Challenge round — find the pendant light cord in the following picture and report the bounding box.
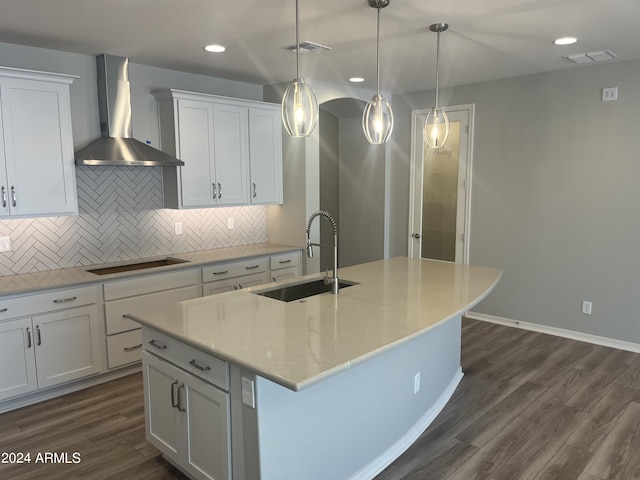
[295,0,300,79]
[376,6,381,96]
[435,29,440,109]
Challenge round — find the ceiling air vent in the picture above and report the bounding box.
[565,50,617,64]
[286,41,332,55]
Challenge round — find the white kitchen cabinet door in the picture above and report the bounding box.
[176,99,216,208]
[213,103,249,205]
[0,74,77,217]
[237,272,269,290]
[249,107,283,204]
[32,305,102,389]
[271,267,298,283]
[0,318,37,401]
[183,371,231,480]
[143,351,182,465]
[202,278,237,297]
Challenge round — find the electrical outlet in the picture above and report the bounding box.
[174,222,183,235]
[0,236,10,252]
[414,372,421,394]
[227,218,234,230]
[241,377,255,408]
[582,301,593,315]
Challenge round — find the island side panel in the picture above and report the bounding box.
[251,315,463,480]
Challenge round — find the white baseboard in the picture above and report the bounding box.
[466,311,640,354]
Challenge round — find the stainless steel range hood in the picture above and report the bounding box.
[75,55,184,167]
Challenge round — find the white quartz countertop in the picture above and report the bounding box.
[130,257,502,391]
[0,243,300,296]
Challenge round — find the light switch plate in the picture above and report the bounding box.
[241,377,256,408]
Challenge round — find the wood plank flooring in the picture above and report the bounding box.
[0,318,639,479]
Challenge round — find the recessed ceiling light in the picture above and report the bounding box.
[553,37,577,46]
[204,44,226,53]
[349,77,365,83]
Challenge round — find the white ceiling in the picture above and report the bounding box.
[1,0,639,94]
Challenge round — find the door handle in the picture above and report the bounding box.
[171,380,179,409]
[36,325,42,346]
[177,384,186,412]
[252,182,257,198]
[10,186,16,207]
[212,182,217,199]
[218,183,221,199]
[26,327,32,349]
[1,186,6,208]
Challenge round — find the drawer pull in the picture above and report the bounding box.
[245,265,260,270]
[171,380,179,409]
[279,259,292,264]
[189,359,211,372]
[123,344,142,352]
[0,308,7,313]
[212,270,229,275]
[149,339,167,350]
[53,296,77,304]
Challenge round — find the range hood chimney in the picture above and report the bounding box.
[75,55,184,167]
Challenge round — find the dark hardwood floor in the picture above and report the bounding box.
[1,318,639,479]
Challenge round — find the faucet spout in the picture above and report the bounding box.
[305,210,339,294]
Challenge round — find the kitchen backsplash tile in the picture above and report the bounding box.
[0,166,266,276]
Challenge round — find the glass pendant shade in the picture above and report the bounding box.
[282,78,318,137]
[424,106,450,148]
[363,94,393,144]
[362,0,393,144]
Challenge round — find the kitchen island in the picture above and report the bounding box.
[129,257,501,480]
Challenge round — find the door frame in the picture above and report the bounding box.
[408,103,475,264]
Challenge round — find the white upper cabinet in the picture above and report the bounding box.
[155,90,282,209]
[0,67,78,218]
[249,107,283,204]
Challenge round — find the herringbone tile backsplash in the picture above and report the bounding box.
[0,166,267,275]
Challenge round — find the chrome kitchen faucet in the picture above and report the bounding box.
[305,211,339,294]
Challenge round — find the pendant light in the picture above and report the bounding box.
[362,0,393,144]
[424,23,449,149]
[282,0,318,137]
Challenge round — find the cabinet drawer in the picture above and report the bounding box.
[107,330,143,368]
[0,285,97,321]
[270,252,300,270]
[105,285,200,335]
[202,258,268,283]
[142,328,229,391]
[104,269,198,301]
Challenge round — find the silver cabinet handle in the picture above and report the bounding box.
[26,327,32,349]
[252,182,257,198]
[148,339,167,350]
[10,186,16,207]
[189,359,211,372]
[36,325,41,346]
[272,277,277,282]
[411,233,421,239]
[279,259,292,264]
[218,183,222,199]
[177,384,186,412]
[53,296,77,304]
[238,283,243,289]
[245,265,260,270]
[0,308,7,313]
[212,270,228,275]
[212,182,217,199]
[123,344,142,352]
[1,186,5,208]
[233,285,238,290]
[171,380,179,409]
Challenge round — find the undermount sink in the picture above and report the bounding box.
[254,278,358,302]
[86,257,189,275]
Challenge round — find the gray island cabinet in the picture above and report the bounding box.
[131,257,502,480]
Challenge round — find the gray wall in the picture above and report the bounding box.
[391,59,640,344]
[0,42,267,274]
[319,109,339,272]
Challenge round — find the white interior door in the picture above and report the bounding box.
[408,104,474,263]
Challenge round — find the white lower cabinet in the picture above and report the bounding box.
[143,350,231,480]
[270,251,302,283]
[0,286,102,401]
[202,258,269,297]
